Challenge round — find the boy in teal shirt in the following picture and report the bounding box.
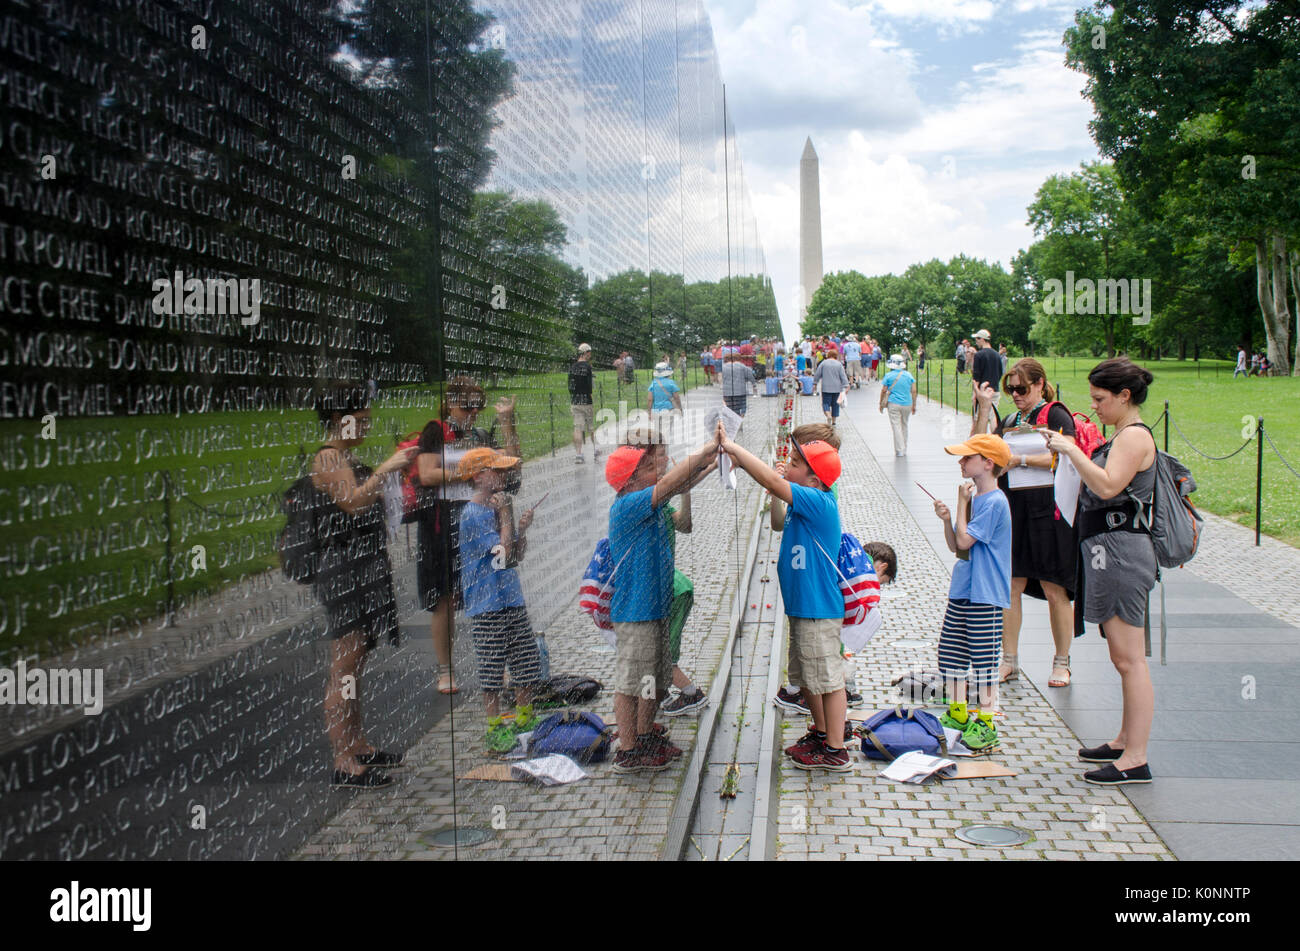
[718,421,850,772]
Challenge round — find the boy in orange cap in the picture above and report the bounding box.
[606,432,719,774]
[458,448,539,721]
[931,433,1012,750]
[718,421,851,772]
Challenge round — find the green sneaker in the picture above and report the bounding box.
[961,713,999,752]
[484,717,519,754]
[939,706,969,733]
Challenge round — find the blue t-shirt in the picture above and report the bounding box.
[459,502,526,616]
[881,369,916,405]
[648,378,680,411]
[949,489,1012,608]
[796,354,807,372]
[609,486,673,622]
[843,341,861,362]
[778,482,843,619]
[774,354,784,374]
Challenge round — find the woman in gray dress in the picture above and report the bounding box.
[1044,358,1157,786]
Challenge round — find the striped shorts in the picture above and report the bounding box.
[937,598,1003,690]
[470,606,542,692]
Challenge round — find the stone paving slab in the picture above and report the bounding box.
[294,385,778,860]
[774,390,1175,861]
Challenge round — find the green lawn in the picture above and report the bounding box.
[915,356,1300,547]
[1,366,712,657]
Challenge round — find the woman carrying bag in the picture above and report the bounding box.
[1043,358,1157,786]
[971,358,1078,688]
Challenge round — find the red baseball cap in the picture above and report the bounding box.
[605,445,647,491]
[793,440,841,488]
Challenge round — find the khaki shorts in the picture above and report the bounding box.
[787,616,845,694]
[613,619,671,697]
[571,403,595,432]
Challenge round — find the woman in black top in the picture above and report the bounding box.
[311,383,416,789]
[415,377,521,695]
[971,358,1078,688]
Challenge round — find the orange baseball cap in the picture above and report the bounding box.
[943,433,1011,468]
[605,445,647,491]
[793,440,841,488]
[459,447,520,480]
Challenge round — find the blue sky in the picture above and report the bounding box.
[702,0,1104,340]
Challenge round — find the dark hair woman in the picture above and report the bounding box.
[972,358,1078,688]
[415,377,520,695]
[1043,358,1157,786]
[311,383,417,788]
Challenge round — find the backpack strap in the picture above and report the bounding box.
[861,728,894,760]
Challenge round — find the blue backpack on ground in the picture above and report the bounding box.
[859,707,948,761]
[528,712,612,764]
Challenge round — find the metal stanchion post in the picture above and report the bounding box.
[1164,400,1169,453]
[1256,416,1264,546]
[549,392,555,456]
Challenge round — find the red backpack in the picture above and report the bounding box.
[397,421,455,523]
[1035,401,1103,459]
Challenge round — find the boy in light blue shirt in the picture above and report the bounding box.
[931,434,1012,751]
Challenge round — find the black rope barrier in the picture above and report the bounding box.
[1264,430,1300,482]
[1169,415,1254,461]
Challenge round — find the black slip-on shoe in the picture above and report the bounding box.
[355,750,406,769]
[332,769,394,790]
[1084,763,1152,785]
[1078,743,1124,763]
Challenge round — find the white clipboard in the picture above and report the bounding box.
[1002,430,1054,489]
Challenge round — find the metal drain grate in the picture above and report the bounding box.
[423,827,495,848]
[954,824,1029,847]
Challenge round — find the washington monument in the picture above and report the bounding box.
[799,137,823,321]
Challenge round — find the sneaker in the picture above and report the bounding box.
[612,737,672,774]
[960,714,999,752]
[1084,763,1152,785]
[845,689,865,708]
[661,688,708,717]
[939,710,969,733]
[790,741,853,772]
[843,720,857,743]
[784,729,825,757]
[773,686,810,714]
[643,732,683,760]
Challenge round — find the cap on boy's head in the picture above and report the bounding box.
[943,433,1011,469]
[973,329,991,340]
[605,445,647,491]
[578,342,592,353]
[459,447,521,480]
[793,440,841,488]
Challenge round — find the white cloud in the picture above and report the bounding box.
[712,0,923,134]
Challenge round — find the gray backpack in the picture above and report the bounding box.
[1130,449,1203,570]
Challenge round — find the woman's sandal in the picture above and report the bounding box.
[998,654,1019,684]
[1049,655,1071,688]
[437,665,459,695]
[355,749,406,769]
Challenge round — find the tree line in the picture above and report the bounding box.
[804,1,1298,371]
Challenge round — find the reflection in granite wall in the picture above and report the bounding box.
[0,0,776,858]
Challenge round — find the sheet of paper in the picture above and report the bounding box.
[1003,430,1054,488]
[879,750,958,784]
[1054,455,1082,526]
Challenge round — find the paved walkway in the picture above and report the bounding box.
[295,385,778,860]
[774,389,1173,860]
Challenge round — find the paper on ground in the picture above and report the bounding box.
[509,754,588,786]
[879,750,958,784]
[1054,456,1082,526]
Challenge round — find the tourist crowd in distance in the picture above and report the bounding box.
[296,327,1167,794]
